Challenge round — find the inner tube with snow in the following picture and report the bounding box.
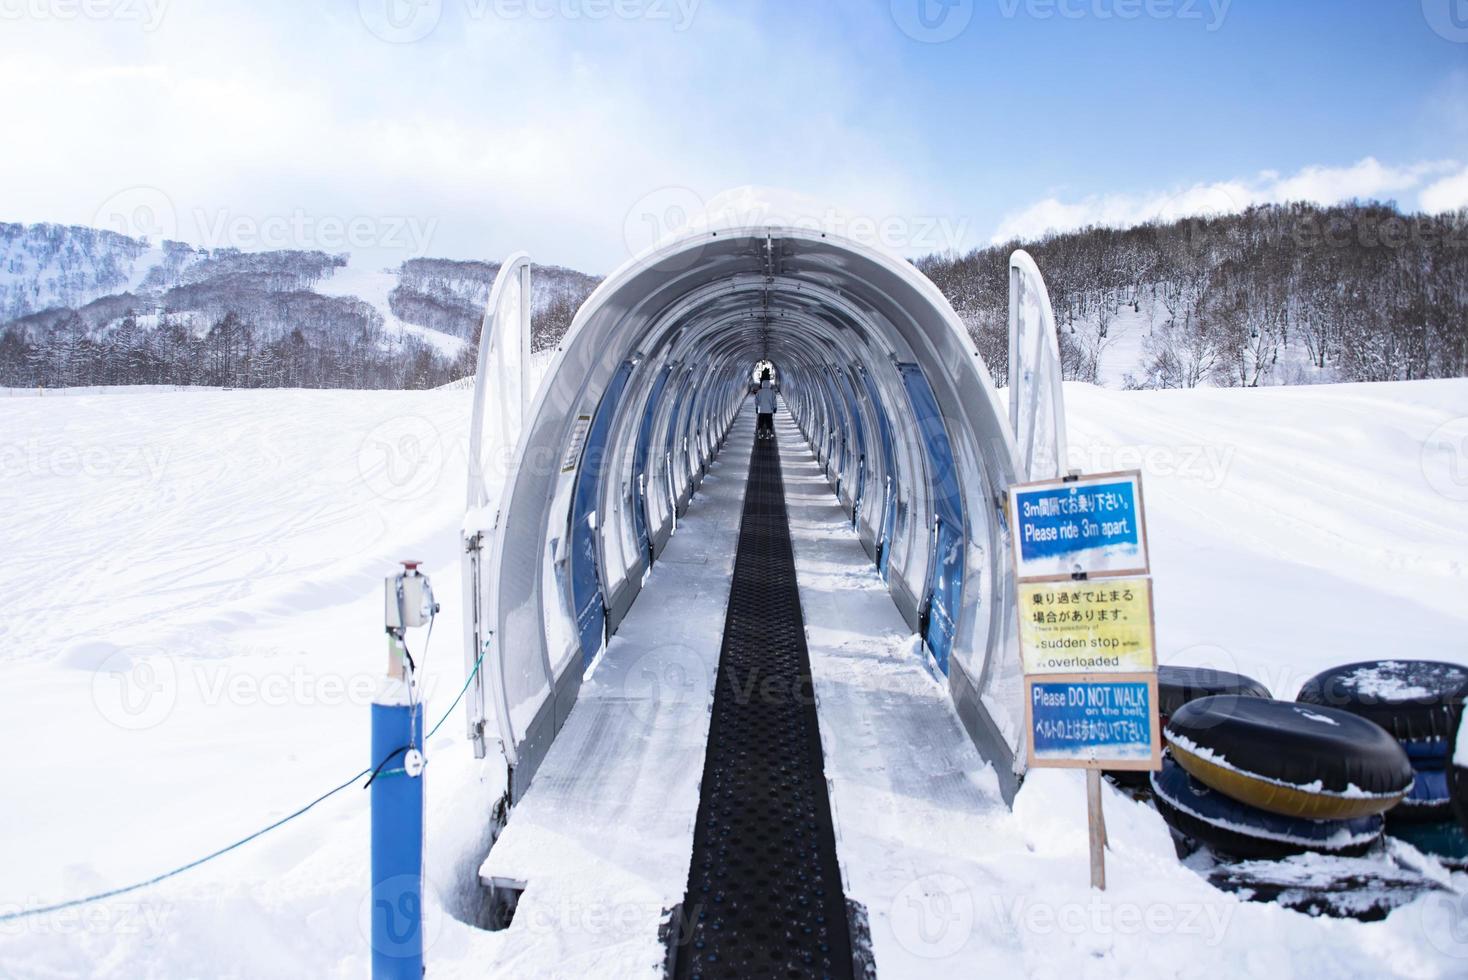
[1156,664,1271,723]
[1387,820,1468,868]
[1151,755,1383,860]
[1296,660,1468,742]
[1107,665,1269,788]
[1402,737,1451,766]
[1165,695,1413,820]
[1389,766,1451,824]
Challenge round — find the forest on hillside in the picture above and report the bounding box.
[0,236,597,390]
[387,256,597,346]
[1,203,1462,390]
[920,202,1467,388]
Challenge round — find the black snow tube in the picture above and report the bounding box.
[1387,820,1468,867]
[1156,664,1271,723]
[1296,660,1468,742]
[1403,737,1451,767]
[1151,756,1383,860]
[1165,696,1413,819]
[1389,767,1452,824]
[1108,665,1269,788]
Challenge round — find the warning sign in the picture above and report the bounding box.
[1008,471,1149,581]
[1025,673,1161,770]
[1009,470,1160,774]
[1017,578,1156,675]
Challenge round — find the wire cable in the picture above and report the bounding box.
[0,642,487,925]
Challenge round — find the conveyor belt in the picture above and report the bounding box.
[669,429,857,980]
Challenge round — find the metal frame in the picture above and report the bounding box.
[464,222,1056,809]
[1008,249,1070,482]
[462,253,532,762]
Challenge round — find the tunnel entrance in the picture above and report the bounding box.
[461,201,1070,831]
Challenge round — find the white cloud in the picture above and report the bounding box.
[1420,165,1468,213]
[991,157,1465,243]
[0,6,939,273]
[1,8,1460,272]
[1269,158,1448,205]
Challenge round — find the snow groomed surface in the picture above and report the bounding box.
[5,380,1468,974]
[668,425,856,980]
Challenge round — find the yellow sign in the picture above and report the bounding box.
[1017,577,1156,675]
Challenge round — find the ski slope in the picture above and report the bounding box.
[315,257,469,359]
[1,379,1466,976]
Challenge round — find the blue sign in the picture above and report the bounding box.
[1009,471,1148,580]
[1028,676,1157,765]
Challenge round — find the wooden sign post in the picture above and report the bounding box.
[1087,768,1106,890]
[1008,470,1161,891]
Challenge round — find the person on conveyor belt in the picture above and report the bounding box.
[755,369,777,440]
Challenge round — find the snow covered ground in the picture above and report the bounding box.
[1,378,1466,976]
[1082,300,1332,390]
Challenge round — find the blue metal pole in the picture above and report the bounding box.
[370,696,424,978]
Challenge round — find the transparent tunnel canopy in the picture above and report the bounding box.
[1009,250,1069,484]
[463,217,1068,808]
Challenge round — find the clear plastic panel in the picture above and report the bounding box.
[465,256,536,761]
[490,270,527,472]
[1008,251,1069,483]
[484,267,529,503]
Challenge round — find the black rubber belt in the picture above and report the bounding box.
[671,429,856,980]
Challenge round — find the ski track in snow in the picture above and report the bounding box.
[0,378,1466,975]
[316,258,468,358]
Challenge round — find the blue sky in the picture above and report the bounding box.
[0,0,1464,271]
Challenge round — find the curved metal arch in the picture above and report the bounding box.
[466,252,533,509]
[608,291,946,665]
[1009,249,1070,482]
[683,312,885,511]
[473,224,1027,803]
[462,251,534,760]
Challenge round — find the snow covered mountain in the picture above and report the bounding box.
[918,202,1467,390]
[0,222,156,320]
[4,202,1463,392]
[0,222,602,389]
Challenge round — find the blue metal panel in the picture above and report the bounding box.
[898,362,964,675]
[632,364,673,563]
[662,369,694,496]
[818,370,844,491]
[570,360,634,667]
[836,369,867,523]
[859,368,898,577]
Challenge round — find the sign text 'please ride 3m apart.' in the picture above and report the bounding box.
[1008,471,1150,582]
